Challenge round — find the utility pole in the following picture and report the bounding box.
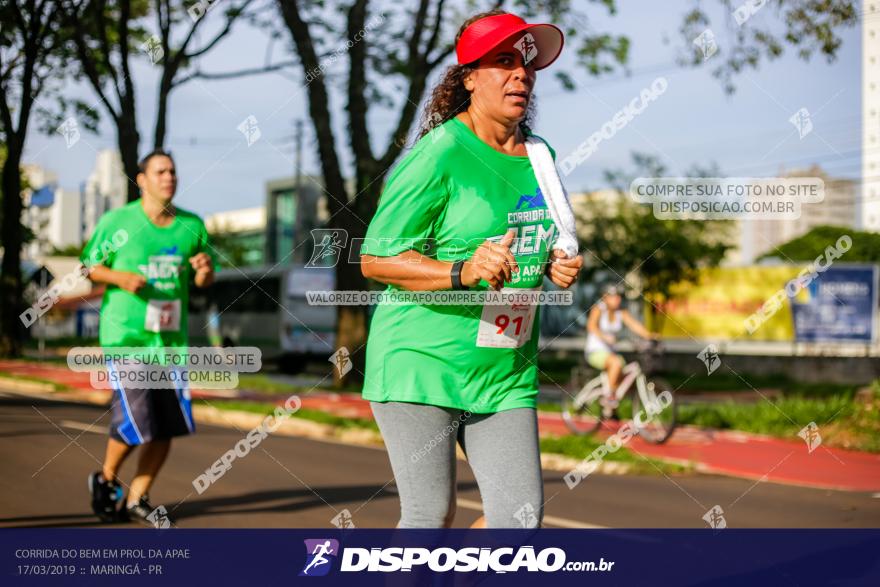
[294,119,303,197]
[293,119,304,263]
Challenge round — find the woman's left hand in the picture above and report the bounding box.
[546,249,583,289]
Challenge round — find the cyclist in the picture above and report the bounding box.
[585,285,658,405]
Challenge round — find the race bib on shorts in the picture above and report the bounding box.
[145,299,181,332]
[476,287,539,348]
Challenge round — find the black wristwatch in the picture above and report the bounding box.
[451,260,468,290]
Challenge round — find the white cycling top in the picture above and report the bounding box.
[585,301,623,354]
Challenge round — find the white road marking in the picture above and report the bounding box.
[15,401,616,528]
[455,498,606,529]
[59,420,107,434]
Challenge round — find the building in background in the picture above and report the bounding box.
[739,166,858,263]
[264,175,327,266]
[21,165,83,258]
[863,0,880,231]
[81,149,127,240]
[205,175,328,270]
[568,189,625,219]
[205,206,267,267]
[21,150,127,260]
[569,180,857,267]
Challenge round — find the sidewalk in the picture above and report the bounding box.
[2,360,878,492]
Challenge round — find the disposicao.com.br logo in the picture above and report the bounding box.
[299,540,614,575]
[300,539,339,577]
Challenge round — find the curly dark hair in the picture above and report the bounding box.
[417,9,536,140]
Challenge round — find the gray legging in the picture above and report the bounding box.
[370,401,543,529]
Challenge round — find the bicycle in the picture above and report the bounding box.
[561,339,677,444]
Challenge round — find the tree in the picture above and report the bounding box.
[0,0,70,356]
[576,153,734,329]
[268,0,632,379]
[252,0,857,382]
[48,243,86,257]
[209,220,254,267]
[61,0,263,201]
[676,0,858,94]
[759,225,880,264]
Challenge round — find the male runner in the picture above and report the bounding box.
[81,149,217,525]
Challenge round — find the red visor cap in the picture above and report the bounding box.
[456,13,564,71]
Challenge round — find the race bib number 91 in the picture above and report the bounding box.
[476,287,538,348]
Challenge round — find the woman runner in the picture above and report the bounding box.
[360,10,582,528]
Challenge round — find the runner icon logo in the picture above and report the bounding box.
[798,422,822,453]
[300,539,339,577]
[514,32,538,65]
[513,502,538,528]
[329,347,353,377]
[307,229,348,268]
[702,505,727,529]
[331,509,356,529]
[789,107,813,139]
[146,505,171,529]
[692,29,718,60]
[697,344,721,375]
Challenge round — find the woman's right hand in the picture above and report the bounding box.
[114,271,147,293]
[461,229,519,290]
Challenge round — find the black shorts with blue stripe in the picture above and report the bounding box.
[107,361,195,446]
[109,388,195,445]
[106,357,195,446]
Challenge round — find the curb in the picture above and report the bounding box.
[0,384,661,478]
[192,404,386,447]
[539,452,637,476]
[0,375,59,394]
[1,383,388,448]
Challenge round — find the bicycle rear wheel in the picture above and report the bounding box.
[631,376,677,444]
[561,367,604,435]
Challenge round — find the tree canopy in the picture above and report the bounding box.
[759,225,880,264]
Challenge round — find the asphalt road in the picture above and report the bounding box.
[1,390,878,529]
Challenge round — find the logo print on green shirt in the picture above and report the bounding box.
[515,187,546,210]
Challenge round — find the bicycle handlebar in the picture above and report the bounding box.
[634,338,665,354]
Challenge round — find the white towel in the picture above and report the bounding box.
[525,136,579,259]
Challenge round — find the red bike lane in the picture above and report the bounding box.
[3,360,878,493]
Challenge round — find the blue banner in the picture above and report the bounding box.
[2,529,878,585]
[791,265,878,343]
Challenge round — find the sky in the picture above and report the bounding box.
[23,0,863,219]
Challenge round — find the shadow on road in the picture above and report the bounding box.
[0,514,106,528]
[171,481,481,523]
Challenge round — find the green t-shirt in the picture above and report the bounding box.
[360,117,558,413]
[80,200,217,350]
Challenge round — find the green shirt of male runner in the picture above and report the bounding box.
[82,150,216,526]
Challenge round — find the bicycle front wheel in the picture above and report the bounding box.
[561,385,604,435]
[631,376,677,444]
